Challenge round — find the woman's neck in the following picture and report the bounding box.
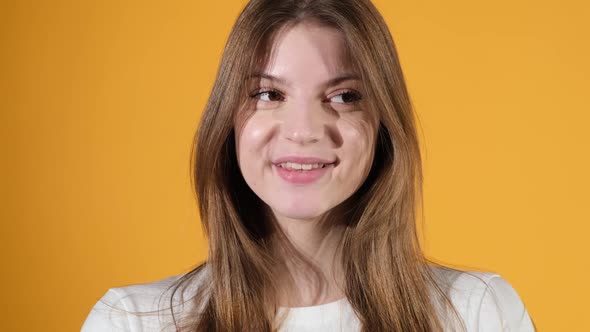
[273,215,347,307]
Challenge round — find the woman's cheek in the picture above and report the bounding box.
[340,119,376,181]
[237,116,276,179]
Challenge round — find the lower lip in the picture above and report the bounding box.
[274,164,333,184]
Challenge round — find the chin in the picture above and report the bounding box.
[271,202,330,221]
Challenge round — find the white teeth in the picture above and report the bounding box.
[278,162,325,170]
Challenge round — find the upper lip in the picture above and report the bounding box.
[272,156,336,164]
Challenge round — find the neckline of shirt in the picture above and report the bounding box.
[278,296,348,314]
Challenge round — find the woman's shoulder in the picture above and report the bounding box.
[81,266,209,332]
[429,265,535,331]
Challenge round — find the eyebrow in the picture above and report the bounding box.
[247,72,360,88]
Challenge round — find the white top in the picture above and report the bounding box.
[81,266,535,331]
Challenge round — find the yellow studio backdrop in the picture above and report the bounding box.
[1,0,588,330]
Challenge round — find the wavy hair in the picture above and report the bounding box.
[166,0,466,331]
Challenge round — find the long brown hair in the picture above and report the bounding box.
[167,0,466,330]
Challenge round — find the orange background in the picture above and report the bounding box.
[2,0,589,331]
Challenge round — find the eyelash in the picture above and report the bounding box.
[249,87,363,104]
[249,88,285,102]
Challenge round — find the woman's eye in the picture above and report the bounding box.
[251,89,284,102]
[329,91,362,104]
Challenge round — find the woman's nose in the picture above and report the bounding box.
[280,100,326,145]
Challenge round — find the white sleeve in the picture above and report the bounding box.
[81,288,131,332]
[477,275,535,332]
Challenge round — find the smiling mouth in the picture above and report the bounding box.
[273,158,340,170]
[276,162,332,171]
[273,161,336,184]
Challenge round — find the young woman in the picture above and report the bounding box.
[82,0,535,331]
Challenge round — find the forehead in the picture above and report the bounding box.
[261,22,354,83]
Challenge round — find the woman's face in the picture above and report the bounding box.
[234,22,377,222]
